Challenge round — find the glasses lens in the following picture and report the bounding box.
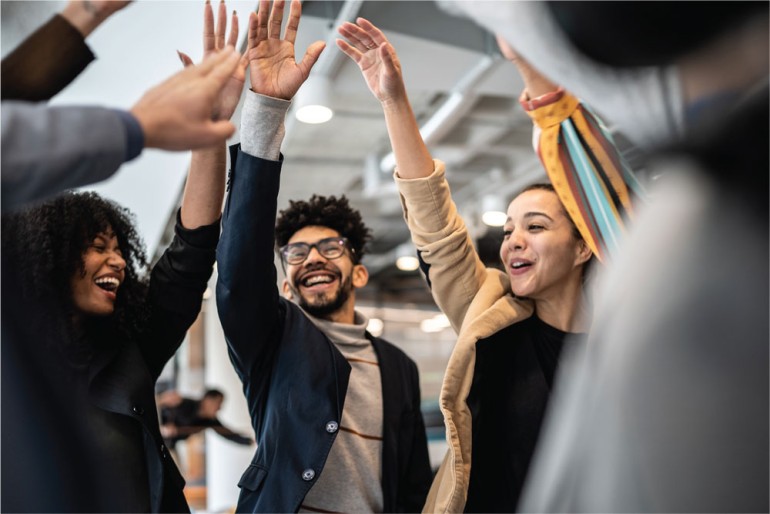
[318,238,345,259]
[282,243,308,264]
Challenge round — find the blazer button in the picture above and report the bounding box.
[132,405,144,415]
[301,469,315,481]
[325,421,339,433]
[160,444,168,458]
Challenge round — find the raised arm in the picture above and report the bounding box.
[179,0,249,229]
[497,35,645,262]
[337,19,486,331]
[337,18,432,179]
[216,0,324,374]
[1,1,131,101]
[1,48,241,212]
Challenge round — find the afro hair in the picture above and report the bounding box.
[275,195,372,262]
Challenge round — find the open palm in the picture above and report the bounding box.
[247,0,325,101]
[336,18,405,104]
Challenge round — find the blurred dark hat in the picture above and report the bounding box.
[547,1,768,67]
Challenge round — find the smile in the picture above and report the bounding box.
[299,271,339,289]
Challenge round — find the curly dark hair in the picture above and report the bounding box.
[2,191,150,353]
[275,195,372,263]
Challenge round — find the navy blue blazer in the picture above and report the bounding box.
[216,146,432,513]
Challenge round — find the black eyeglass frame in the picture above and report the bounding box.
[279,236,355,265]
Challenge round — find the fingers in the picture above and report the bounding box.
[337,22,370,53]
[203,0,215,52]
[254,0,269,43]
[206,46,241,86]
[268,0,285,39]
[196,45,238,77]
[298,40,326,78]
[216,0,227,50]
[284,0,301,44]
[203,120,237,142]
[335,38,362,65]
[338,18,387,53]
[228,10,239,47]
[495,34,518,62]
[356,17,389,47]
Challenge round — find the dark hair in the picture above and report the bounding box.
[203,389,225,400]
[275,195,372,263]
[1,191,150,350]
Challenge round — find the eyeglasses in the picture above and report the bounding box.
[280,237,353,265]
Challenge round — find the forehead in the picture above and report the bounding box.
[288,225,341,244]
[506,189,565,220]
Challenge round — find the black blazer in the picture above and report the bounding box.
[216,146,432,513]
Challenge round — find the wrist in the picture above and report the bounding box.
[60,2,103,37]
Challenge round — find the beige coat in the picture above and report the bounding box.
[395,161,534,513]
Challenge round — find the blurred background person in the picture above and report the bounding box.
[159,389,253,453]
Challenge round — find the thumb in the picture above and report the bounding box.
[177,50,194,68]
[298,41,326,78]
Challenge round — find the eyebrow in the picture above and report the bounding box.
[505,212,555,224]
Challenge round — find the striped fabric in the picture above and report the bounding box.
[521,89,647,262]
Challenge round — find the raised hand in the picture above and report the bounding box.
[336,18,406,106]
[130,47,241,150]
[247,0,325,100]
[495,34,557,98]
[178,0,249,121]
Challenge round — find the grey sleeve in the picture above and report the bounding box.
[1,101,128,211]
[239,90,291,161]
[439,1,685,149]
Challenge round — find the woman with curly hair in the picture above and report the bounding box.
[0,1,248,511]
[2,187,220,512]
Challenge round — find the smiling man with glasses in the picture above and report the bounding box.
[215,2,430,512]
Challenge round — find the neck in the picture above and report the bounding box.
[533,275,589,333]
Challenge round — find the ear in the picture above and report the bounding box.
[352,263,369,289]
[574,239,593,266]
[281,278,294,300]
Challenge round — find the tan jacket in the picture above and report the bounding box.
[395,161,534,513]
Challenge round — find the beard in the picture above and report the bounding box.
[292,273,353,320]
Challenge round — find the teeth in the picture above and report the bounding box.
[95,277,120,286]
[512,262,529,269]
[304,275,334,286]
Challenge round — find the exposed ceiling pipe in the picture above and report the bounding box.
[284,0,364,134]
[378,54,503,173]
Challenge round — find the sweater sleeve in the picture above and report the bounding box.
[394,161,487,333]
[139,210,220,379]
[1,14,95,102]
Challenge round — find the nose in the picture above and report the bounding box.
[507,231,525,252]
[108,251,126,272]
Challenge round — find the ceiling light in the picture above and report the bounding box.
[295,76,334,124]
[395,242,420,271]
[420,313,450,333]
[481,194,507,227]
[367,318,384,337]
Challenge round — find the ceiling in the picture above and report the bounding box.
[1,1,559,306]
